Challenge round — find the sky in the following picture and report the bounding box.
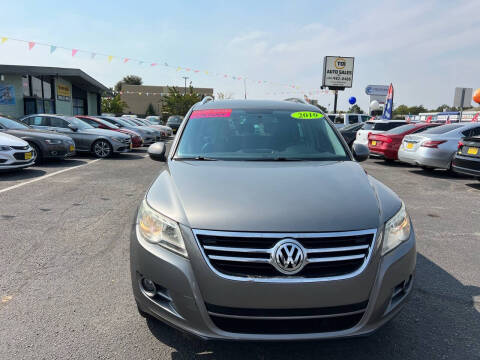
[0,0,479,112]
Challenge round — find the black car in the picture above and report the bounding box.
[339,122,365,147]
[0,116,75,162]
[452,136,480,178]
[166,115,184,133]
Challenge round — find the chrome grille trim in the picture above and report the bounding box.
[193,228,378,283]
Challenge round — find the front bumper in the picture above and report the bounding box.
[452,155,480,177]
[131,223,416,341]
[0,147,35,170]
[43,142,76,159]
[112,140,132,153]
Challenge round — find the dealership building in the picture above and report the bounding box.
[0,64,108,118]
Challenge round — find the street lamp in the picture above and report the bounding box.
[182,76,189,95]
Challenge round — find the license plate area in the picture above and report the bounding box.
[467,147,478,155]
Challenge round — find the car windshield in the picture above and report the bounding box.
[175,108,349,161]
[422,124,464,134]
[168,116,183,124]
[96,118,119,129]
[121,118,138,126]
[0,116,30,129]
[385,124,416,134]
[147,117,161,124]
[67,117,94,129]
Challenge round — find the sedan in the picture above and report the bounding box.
[452,136,480,178]
[0,132,35,170]
[398,123,480,170]
[166,115,184,133]
[0,116,75,163]
[20,114,131,158]
[76,116,143,148]
[368,123,440,161]
[354,120,407,147]
[339,123,364,147]
[98,116,158,145]
[131,118,172,138]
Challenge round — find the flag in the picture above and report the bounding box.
[108,55,113,63]
[72,49,78,57]
[446,115,451,124]
[151,63,157,66]
[124,58,129,63]
[426,115,432,123]
[1,37,8,44]
[28,42,35,50]
[382,83,394,120]
[50,45,57,54]
[406,115,411,123]
[91,53,96,59]
[472,112,479,122]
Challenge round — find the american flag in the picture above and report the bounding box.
[382,83,394,120]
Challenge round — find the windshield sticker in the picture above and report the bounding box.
[190,109,232,119]
[290,111,324,119]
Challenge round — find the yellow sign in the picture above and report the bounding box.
[290,111,323,119]
[57,84,71,100]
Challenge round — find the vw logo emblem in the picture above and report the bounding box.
[271,239,306,275]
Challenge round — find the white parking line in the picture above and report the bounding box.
[0,159,101,194]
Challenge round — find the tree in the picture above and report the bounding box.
[114,75,143,92]
[162,86,202,116]
[407,105,428,115]
[393,104,410,117]
[101,94,127,114]
[145,103,156,116]
[347,104,363,114]
[216,91,234,99]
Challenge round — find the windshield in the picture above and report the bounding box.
[146,117,161,124]
[175,109,349,161]
[68,117,94,129]
[385,124,416,134]
[0,116,30,129]
[167,116,183,124]
[422,124,464,134]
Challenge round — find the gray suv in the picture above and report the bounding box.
[131,100,416,340]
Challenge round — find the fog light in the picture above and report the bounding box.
[141,278,156,297]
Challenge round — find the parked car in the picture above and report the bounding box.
[76,116,143,148]
[166,115,184,133]
[452,136,480,178]
[333,113,371,129]
[145,115,162,125]
[20,114,131,158]
[368,123,440,161]
[0,132,35,170]
[398,123,480,170]
[131,99,415,341]
[339,123,365,147]
[98,116,158,145]
[132,118,172,138]
[128,118,169,139]
[354,120,407,147]
[0,116,75,163]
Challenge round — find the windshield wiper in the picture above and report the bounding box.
[175,156,218,161]
[245,157,307,161]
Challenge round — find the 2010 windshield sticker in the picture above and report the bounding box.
[290,111,324,119]
[190,109,232,119]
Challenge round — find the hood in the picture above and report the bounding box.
[0,132,29,146]
[82,128,130,138]
[147,160,387,232]
[5,128,71,140]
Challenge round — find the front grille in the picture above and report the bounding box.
[454,156,480,171]
[194,229,376,280]
[11,145,29,150]
[209,312,364,334]
[13,152,31,161]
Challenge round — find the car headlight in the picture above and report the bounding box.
[382,202,411,255]
[0,145,12,151]
[45,139,63,144]
[137,200,188,257]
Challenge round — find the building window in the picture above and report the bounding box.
[73,98,85,115]
[43,80,52,99]
[22,76,30,97]
[31,76,42,98]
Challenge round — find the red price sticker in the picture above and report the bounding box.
[190,109,232,119]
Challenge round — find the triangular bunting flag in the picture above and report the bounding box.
[108,55,113,63]
[50,45,57,53]
[72,49,78,57]
[151,63,157,67]
[1,37,7,44]
[124,58,129,63]
[91,53,96,59]
[28,42,35,50]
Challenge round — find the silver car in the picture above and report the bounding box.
[0,132,35,170]
[398,123,480,170]
[130,100,416,341]
[21,114,131,158]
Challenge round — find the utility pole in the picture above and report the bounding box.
[182,76,189,95]
[333,90,338,113]
[244,78,247,99]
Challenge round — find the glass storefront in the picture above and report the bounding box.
[23,75,55,115]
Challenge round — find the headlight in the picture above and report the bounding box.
[0,145,12,151]
[137,200,188,257]
[45,139,62,144]
[382,202,411,255]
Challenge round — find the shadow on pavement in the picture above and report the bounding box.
[145,254,480,359]
[36,158,88,168]
[371,160,415,168]
[466,182,480,190]
[409,168,473,180]
[0,168,46,181]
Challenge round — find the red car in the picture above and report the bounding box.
[368,123,440,160]
[76,116,143,148]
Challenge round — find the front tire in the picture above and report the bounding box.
[92,139,113,158]
[28,142,42,164]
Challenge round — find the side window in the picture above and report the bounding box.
[49,117,68,128]
[334,116,344,124]
[361,115,370,122]
[349,115,359,124]
[466,126,480,137]
[30,116,46,126]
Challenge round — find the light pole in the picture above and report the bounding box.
[182,76,189,95]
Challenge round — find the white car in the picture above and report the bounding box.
[332,113,371,129]
[0,132,36,170]
[354,120,407,147]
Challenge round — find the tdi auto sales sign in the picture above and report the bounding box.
[322,56,355,88]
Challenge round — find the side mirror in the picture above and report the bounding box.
[68,124,78,132]
[352,143,369,162]
[148,142,166,162]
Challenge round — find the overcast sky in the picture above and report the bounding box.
[0,0,479,112]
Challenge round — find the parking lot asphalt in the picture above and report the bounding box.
[0,152,479,360]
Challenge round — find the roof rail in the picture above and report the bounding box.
[201,96,214,104]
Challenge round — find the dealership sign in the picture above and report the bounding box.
[322,56,354,88]
[365,85,389,96]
